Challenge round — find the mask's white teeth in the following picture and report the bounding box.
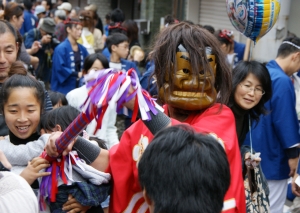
[173,91,207,98]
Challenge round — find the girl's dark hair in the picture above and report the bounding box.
[83,52,109,74]
[0,20,22,57]
[121,19,138,43]
[229,60,272,121]
[150,22,231,106]
[0,73,45,114]
[48,90,68,107]
[89,136,107,150]
[41,106,108,150]
[41,105,80,132]
[4,2,24,21]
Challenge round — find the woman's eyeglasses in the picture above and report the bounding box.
[240,84,265,96]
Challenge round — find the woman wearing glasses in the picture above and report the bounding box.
[228,60,272,212]
[229,60,272,146]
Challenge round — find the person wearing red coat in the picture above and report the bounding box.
[46,22,246,213]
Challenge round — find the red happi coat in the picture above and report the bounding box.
[108,103,246,213]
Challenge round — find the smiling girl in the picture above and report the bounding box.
[5,81,42,140]
[0,72,51,206]
[0,67,109,212]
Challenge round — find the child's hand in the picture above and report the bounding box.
[0,150,11,170]
[40,128,46,135]
[45,132,76,157]
[62,194,90,213]
[20,157,50,185]
[45,132,62,157]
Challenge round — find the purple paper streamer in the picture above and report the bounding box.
[39,165,52,210]
[106,74,126,101]
[86,78,97,88]
[90,84,105,105]
[86,105,92,122]
[126,90,137,102]
[117,86,130,110]
[146,98,158,115]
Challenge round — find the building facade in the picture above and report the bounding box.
[68,0,298,62]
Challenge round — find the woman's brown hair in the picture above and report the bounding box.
[4,2,24,21]
[121,19,138,43]
[79,10,94,32]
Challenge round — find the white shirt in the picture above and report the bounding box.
[109,62,122,70]
[66,85,119,149]
[0,172,38,213]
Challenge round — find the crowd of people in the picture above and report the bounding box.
[0,1,300,213]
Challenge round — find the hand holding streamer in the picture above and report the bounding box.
[39,68,161,207]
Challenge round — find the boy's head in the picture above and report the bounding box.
[276,37,300,75]
[138,125,230,213]
[106,33,129,59]
[277,37,300,58]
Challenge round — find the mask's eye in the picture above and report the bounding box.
[199,70,205,75]
[182,68,190,74]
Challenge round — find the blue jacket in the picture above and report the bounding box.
[51,38,89,94]
[233,41,245,65]
[140,61,157,96]
[20,10,37,36]
[24,28,52,82]
[119,58,141,78]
